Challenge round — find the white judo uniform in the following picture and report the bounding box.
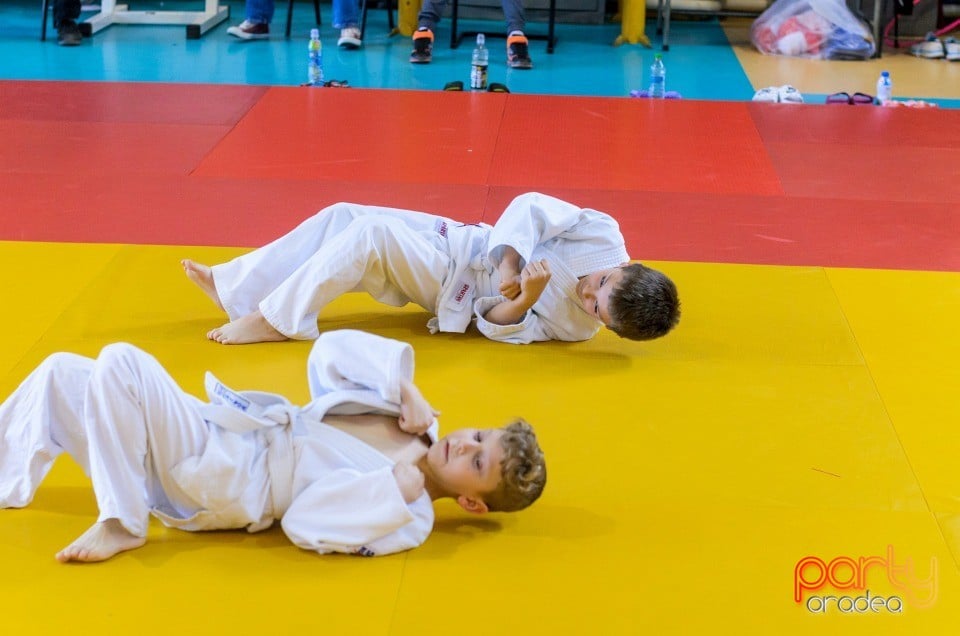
[212,192,631,345]
[0,330,435,557]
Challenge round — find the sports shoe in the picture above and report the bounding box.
[945,37,960,61]
[410,28,433,63]
[227,20,270,40]
[507,32,533,69]
[57,19,82,46]
[338,26,362,49]
[752,86,779,102]
[910,32,944,58]
[777,84,803,104]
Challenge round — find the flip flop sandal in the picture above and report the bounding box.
[826,92,851,105]
[850,92,875,105]
[488,82,510,93]
[443,80,464,91]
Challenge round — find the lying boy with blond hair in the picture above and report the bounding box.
[0,330,546,562]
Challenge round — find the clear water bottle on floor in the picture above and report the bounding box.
[471,33,488,90]
[308,28,324,87]
[649,54,666,98]
[876,70,892,105]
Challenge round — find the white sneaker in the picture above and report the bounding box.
[945,37,960,62]
[227,19,270,40]
[910,33,944,58]
[752,86,779,102]
[338,27,362,49]
[778,84,804,104]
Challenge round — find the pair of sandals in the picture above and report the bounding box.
[825,92,875,105]
[443,81,510,93]
[299,79,350,88]
[752,85,804,104]
[629,89,682,99]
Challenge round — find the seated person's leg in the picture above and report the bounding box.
[335,0,363,49]
[411,0,443,63]
[503,0,533,69]
[53,0,82,46]
[227,0,274,39]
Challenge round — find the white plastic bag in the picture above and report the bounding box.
[751,0,875,59]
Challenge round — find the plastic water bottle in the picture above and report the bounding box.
[649,54,666,98]
[308,28,324,87]
[470,33,488,91]
[876,70,892,105]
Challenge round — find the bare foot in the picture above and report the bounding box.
[55,518,146,563]
[207,310,289,345]
[182,259,224,311]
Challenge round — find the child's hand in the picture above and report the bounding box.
[498,275,522,300]
[398,379,439,435]
[518,259,551,303]
[497,246,522,299]
[393,462,425,504]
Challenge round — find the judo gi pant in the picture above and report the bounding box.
[212,202,455,340]
[0,344,210,536]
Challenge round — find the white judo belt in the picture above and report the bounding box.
[198,373,298,518]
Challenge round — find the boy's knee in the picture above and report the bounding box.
[37,352,89,382]
[509,192,541,206]
[322,202,355,215]
[349,214,402,239]
[96,343,151,375]
[98,342,140,360]
[42,351,83,368]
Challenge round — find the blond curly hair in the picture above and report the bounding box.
[484,419,546,513]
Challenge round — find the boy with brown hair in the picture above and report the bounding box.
[0,330,546,562]
[183,192,680,346]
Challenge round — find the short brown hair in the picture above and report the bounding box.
[608,263,680,340]
[484,419,546,513]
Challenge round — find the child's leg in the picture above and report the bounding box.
[58,343,210,563]
[261,215,449,337]
[210,215,450,344]
[0,352,95,508]
[208,202,448,320]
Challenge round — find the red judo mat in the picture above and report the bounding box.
[1,80,958,272]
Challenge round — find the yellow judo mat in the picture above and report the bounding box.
[1,240,958,633]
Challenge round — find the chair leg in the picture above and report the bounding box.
[546,0,556,53]
[41,0,49,41]
[662,0,671,51]
[285,0,294,37]
[360,0,368,38]
[313,0,321,26]
[450,0,459,48]
[386,0,395,31]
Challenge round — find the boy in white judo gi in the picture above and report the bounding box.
[0,330,546,563]
[183,192,680,346]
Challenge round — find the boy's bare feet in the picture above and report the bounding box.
[207,310,289,345]
[182,259,224,311]
[55,518,146,563]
